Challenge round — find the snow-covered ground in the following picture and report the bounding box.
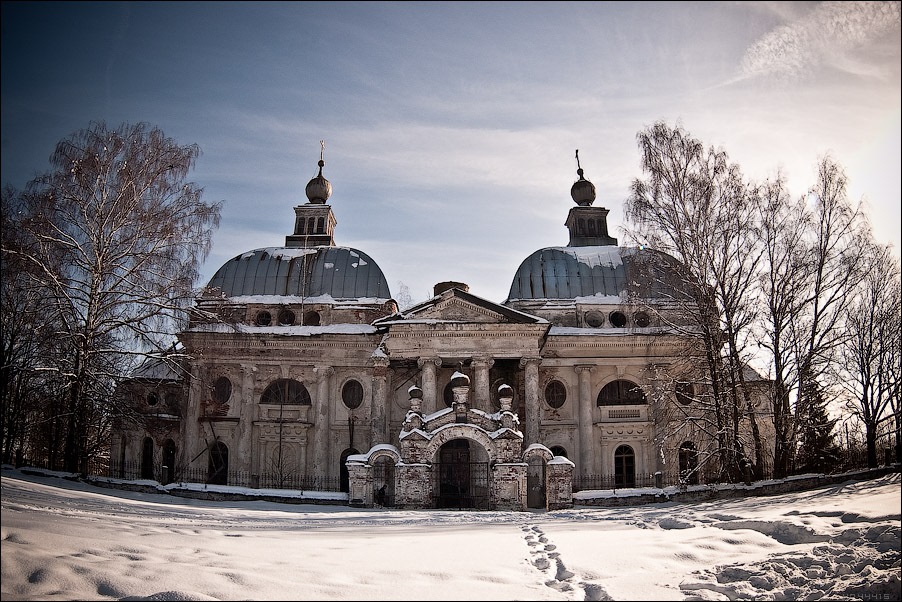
[1,466,899,601]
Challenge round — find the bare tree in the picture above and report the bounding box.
[840,242,901,467]
[756,156,869,477]
[624,120,765,482]
[2,121,221,472]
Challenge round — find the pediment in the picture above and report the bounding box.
[389,288,544,325]
[411,297,502,323]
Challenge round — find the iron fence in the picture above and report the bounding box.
[90,459,340,491]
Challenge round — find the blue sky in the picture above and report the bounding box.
[2,1,900,305]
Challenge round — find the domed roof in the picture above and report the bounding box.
[506,245,693,301]
[205,245,391,300]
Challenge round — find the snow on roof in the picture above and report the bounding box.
[185,323,378,335]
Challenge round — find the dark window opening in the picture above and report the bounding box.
[261,379,312,405]
[545,380,567,408]
[212,377,232,404]
[342,379,364,409]
[614,445,636,488]
[597,380,647,406]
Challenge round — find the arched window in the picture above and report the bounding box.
[544,380,567,408]
[208,441,228,485]
[614,445,636,488]
[342,379,364,409]
[261,379,312,405]
[550,445,568,458]
[597,380,646,406]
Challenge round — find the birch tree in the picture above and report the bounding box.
[624,120,765,482]
[3,121,221,471]
[840,242,901,467]
[757,156,870,477]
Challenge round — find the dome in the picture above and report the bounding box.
[205,245,391,300]
[570,168,596,206]
[506,245,693,301]
[305,159,332,204]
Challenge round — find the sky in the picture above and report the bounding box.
[1,1,900,306]
[2,465,900,601]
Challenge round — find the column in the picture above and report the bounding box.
[472,356,494,411]
[372,357,390,443]
[417,357,441,414]
[313,365,333,477]
[236,363,256,471]
[520,357,540,446]
[575,365,594,478]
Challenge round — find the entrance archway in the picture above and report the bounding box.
[435,439,489,509]
[614,444,636,488]
[339,448,359,493]
[526,456,546,509]
[162,439,176,485]
[208,441,229,485]
[141,437,154,480]
[679,441,699,485]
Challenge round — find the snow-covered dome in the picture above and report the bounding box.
[205,245,391,301]
[506,245,690,301]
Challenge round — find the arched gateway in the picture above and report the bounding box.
[346,375,573,511]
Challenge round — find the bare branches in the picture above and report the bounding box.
[1,121,221,470]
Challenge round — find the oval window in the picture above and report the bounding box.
[342,379,364,409]
[544,380,567,409]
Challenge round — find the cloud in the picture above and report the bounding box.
[739,1,901,82]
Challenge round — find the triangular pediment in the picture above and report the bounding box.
[378,287,545,326]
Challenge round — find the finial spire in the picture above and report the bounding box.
[575,149,584,179]
[317,140,326,173]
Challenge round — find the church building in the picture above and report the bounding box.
[112,152,771,510]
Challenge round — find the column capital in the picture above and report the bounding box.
[472,356,495,369]
[519,356,541,369]
[417,357,442,369]
[574,364,595,374]
[314,365,335,379]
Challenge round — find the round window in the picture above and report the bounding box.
[609,311,628,327]
[278,309,296,325]
[255,310,272,326]
[146,392,159,406]
[585,311,604,327]
[634,311,650,327]
[544,380,567,408]
[676,382,695,405]
[212,377,232,404]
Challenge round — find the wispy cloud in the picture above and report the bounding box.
[738,1,900,82]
